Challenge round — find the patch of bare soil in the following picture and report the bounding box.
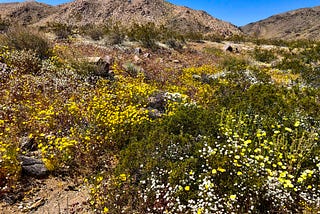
[0,176,92,214]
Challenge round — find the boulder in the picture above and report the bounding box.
[192,74,201,81]
[134,47,142,55]
[224,45,233,52]
[20,156,48,177]
[147,92,166,112]
[81,55,114,78]
[20,136,36,151]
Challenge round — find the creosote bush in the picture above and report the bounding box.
[252,47,277,63]
[0,27,51,59]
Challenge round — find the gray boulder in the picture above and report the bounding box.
[20,136,36,151]
[20,156,48,177]
[148,92,167,112]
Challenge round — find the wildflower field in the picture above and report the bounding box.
[0,26,320,213]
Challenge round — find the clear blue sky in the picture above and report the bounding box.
[1,0,320,26]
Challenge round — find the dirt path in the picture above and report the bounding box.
[1,176,93,214]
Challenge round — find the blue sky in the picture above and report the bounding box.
[1,0,320,26]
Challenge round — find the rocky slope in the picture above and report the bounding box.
[241,6,320,40]
[0,1,57,25]
[0,0,241,37]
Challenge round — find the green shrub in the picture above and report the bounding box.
[184,31,204,42]
[123,62,141,78]
[98,106,320,213]
[48,22,73,41]
[81,24,105,41]
[218,55,249,71]
[104,23,125,45]
[276,57,311,74]
[165,38,184,51]
[252,47,277,63]
[127,22,160,50]
[2,27,51,59]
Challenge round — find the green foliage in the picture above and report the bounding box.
[218,55,249,71]
[105,106,320,213]
[276,56,311,74]
[203,46,224,56]
[84,24,105,41]
[127,22,160,50]
[123,62,141,78]
[252,47,277,63]
[1,27,51,59]
[104,23,126,45]
[48,22,73,41]
[184,31,204,42]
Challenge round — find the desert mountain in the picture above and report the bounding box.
[0,0,241,37]
[241,6,320,40]
[0,1,57,25]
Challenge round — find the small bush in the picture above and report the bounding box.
[104,23,125,45]
[2,27,51,59]
[81,24,105,41]
[127,22,160,50]
[0,17,10,32]
[276,57,311,74]
[48,22,73,41]
[165,38,184,51]
[218,55,249,71]
[252,47,277,63]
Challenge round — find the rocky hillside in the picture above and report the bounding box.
[241,6,320,40]
[0,0,241,36]
[0,1,57,25]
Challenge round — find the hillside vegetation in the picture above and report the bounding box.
[0,22,320,213]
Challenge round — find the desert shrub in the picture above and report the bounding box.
[205,34,224,43]
[225,34,248,43]
[204,47,224,56]
[93,105,320,213]
[158,25,185,43]
[1,27,51,59]
[218,55,249,71]
[48,22,73,41]
[80,24,106,41]
[299,43,320,65]
[276,57,311,74]
[0,17,10,32]
[252,47,277,63]
[253,38,289,47]
[302,66,320,88]
[127,22,160,50]
[123,62,142,78]
[165,38,184,51]
[184,31,204,42]
[104,23,125,45]
[71,60,102,77]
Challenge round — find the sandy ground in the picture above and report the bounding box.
[1,176,93,214]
